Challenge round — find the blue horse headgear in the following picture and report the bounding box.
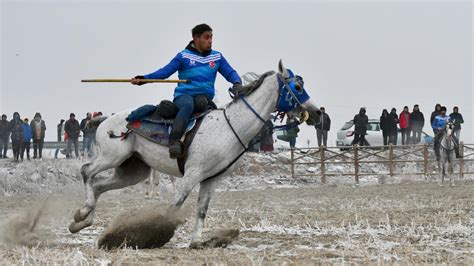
[277,69,310,112]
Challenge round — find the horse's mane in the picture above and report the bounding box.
[230,71,275,99]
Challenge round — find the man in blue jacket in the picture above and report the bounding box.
[432,106,460,160]
[132,23,242,158]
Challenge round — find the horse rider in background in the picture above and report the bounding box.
[432,106,461,160]
[131,23,242,158]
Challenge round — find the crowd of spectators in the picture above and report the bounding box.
[0,111,102,162]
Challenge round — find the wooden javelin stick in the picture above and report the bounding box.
[81,79,191,83]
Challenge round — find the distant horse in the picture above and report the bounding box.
[438,121,456,185]
[69,60,320,247]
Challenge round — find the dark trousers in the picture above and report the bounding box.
[12,140,21,160]
[170,94,195,142]
[67,138,79,158]
[289,137,296,148]
[352,133,367,146]
[382,131,390,146]
[33,138,44,158]
[316,129,328,147]
[401,128,410,145]
[20,140,31,160]
[0,137,8,157]
[412,129,422,144]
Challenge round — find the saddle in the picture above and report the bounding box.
[124,100,214,175]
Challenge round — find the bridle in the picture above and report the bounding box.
[225,71,310,150]
[440,122,455,151]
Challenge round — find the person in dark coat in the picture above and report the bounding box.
[20,118,33,160]
[449,106,464,141]
[9,112,23,162]
[80,112,95,157]
[315,107,331,147]
[430,103,441,135]
[351,107,369,146]
[388,108,399,145]
[259,120,274,152]
[380,109,391,146]
[409,104,425,144]
[65,113,81,158]
[55,119,65,159]
[286,112,299,149]
[30,112,46,159]
[0,114,10,158]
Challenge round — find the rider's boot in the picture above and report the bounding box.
[169,117,187,159]
[434,143,440,161]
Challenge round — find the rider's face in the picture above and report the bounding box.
[194,31,213,53]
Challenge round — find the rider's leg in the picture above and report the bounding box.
[452,134,461,158]
[169,94,195,158]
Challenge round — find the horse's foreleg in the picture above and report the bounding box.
[190,177,219,247]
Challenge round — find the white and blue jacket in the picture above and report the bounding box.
[144,41,241,99]
[431,115,450,130]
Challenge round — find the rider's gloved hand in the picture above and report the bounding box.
[230,82,243,97]
[131,75,145,86]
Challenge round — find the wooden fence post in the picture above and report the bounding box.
[460,141,464,178]
[290,148,295,179]
[388,144,394,177]
[354,145,359,184]
[320,146,326,183]
[423,143,429,178]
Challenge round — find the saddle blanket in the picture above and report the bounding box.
[126,117,196,146]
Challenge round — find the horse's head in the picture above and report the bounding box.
[444,120,455,137]
[277,60,321,125]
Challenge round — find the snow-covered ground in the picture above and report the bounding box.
[0,150,472,264]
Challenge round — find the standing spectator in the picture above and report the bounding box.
[315,107,331,147]
[20,118,32,161]
[449,106,464,141]
[409,104,425,144]
[259,120,274,152]
[65,113,80,158]
[55,119,65,159]
[430,103,441,135]
[399,106,410,145]
[351,107,369,146]
[0,114,10,158]
[30,112,46,159]
[380,109,391,146]
[389,108,399,144]
[286,112,299,149]
[80,112,94,157]
[9,112,23,162]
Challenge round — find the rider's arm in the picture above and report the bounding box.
[218,54,241,84]
[143,54,182,79]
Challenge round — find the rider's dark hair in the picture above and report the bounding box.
[192,24,212,37]
[440,106,447,112]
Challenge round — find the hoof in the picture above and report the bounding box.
[74,207,92,223]
[69,220,92,234]
[450,183,455,187]
[189,241,203,249]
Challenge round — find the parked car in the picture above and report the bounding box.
[336,119,433,149]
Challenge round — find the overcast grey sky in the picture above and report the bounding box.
[1,0,473,145]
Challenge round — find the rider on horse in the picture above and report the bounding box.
[131,24,242,158]
[432,106,461,160]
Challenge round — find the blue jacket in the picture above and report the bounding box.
[431,115,450,130]
[21,123,32,141]
[144,41,241,99]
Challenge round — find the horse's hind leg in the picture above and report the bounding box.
[93,156,151,196]
[70,154,127,233]
[448,158,455,186]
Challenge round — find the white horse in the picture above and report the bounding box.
[438,121,456,185]
[69,61,320,246]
